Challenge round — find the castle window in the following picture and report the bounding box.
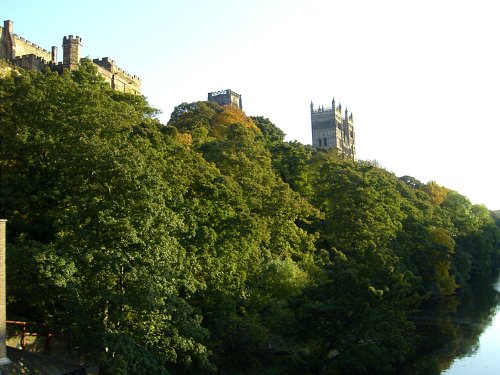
[318,139,322,147]
[323,138,327,146]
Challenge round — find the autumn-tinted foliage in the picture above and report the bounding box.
[1,63,499,374]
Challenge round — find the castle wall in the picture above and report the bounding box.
[113,73,141,94]
[12,34,52,61]
[93,62,113,85]
[93,57,141,94]
[2,20,141,95]
[13,54,49,71]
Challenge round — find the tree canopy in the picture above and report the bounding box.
[1,62,499,374]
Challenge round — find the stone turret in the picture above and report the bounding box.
[51,46,58,64]
[62,35,82,70]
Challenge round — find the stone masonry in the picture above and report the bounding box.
[311,97,355,158]
[208,89,243,109]
[0,19,140,94]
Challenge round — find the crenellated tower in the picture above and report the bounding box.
[311,96,355,158]
[208,89,242,109]
[62,35,82,70]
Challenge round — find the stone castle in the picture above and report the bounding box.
[0,19,140,94]
[311,98,355,158]
[1,19,356,156]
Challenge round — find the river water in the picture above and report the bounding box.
[441,276,500,375]
[401,271,500,375]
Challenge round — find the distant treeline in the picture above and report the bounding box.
[1,61,499,374]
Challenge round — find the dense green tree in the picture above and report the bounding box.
[269,140,316,200]
[251,116,285,146]
[288,154,420,373]
[2,61,499,375]
[1,62,213,374]
[169,102,321,373]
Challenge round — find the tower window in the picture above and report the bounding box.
[324,138,327,146]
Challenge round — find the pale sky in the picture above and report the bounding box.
[3,0,500,210]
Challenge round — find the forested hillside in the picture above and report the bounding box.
[1,62,499,374]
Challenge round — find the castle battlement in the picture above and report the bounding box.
[12,53,51,71]
[63,35,82,43]
[93,57,114,64]
[1,19,140,93]
[93,57,141,82]
[208,89,242,109]
[13,54,47,62]
[12,34,51,54]
[113,65,141,82]
[210,89,232,97]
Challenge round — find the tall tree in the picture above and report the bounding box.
[1,62,213,374]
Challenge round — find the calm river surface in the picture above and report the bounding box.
[402,271,500,375]
[441,275,500,375]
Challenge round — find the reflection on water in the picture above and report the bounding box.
[401,272,500,375]
[441,277,500,375]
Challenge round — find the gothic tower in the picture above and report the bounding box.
[310,97,355,158]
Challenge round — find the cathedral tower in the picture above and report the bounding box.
[311,97,355,158]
